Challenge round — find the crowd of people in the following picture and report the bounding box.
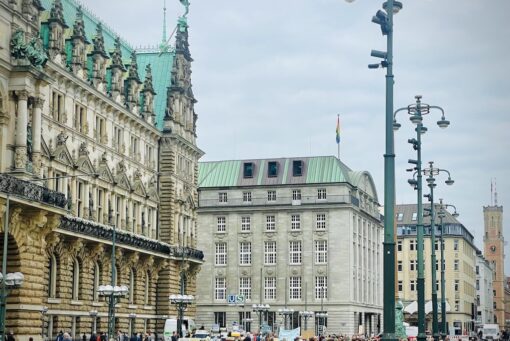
[52,330,159,341]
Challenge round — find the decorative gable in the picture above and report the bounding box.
[132,169,147,197]
[96,152,114,183]
[114,160,131,191]
[75,142,95,174]
[51,132,74,167]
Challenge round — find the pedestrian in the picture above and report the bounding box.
[171,332,178,341]
[90,333,96,341]
[56,331,64,341]
[83,334,87,341]
[6,331,15,341]
[130,333,137,341]
[100,333,107,341]
[63,332,72,341]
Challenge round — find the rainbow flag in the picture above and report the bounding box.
[336,115,340,144]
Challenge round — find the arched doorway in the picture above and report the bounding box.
[0,231,22,334]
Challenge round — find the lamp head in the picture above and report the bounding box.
[445,178,454,186]
[452,212,460,218]
[383,1,403,14]
[393,120,401,131]
[437,119,450,129]
[368,63,381,69]
[410,114,422,125]
[419,126,428,135]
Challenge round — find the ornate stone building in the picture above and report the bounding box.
[0,0,203,340]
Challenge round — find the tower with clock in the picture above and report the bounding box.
[483,184,505,328]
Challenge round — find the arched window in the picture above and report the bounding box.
[129,268,135,304]
[144,271,150,305]
[48,254,58,298]
[72,258,80,300]
[92,261,100,301]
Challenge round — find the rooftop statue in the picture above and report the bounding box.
[180,0,190,17]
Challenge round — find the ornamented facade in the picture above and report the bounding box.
[0,0,203,340]
[196,156,383,336]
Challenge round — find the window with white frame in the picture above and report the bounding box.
[316,213,326,229]
[454,280,459,291]
[239,277,252,300]
[219,192,228,203]
[289,241,302,264]
[113,125,123,152]
[74,103,87,133]
[264,241,277,265]
[239,242,252,265]
[291,214,301,230]
[147,207,153,238]
[92,261,100,301]
[130,135,139,158]
[410,280,416,291]
[266,215,276,231]
[315,276,327,299]
[241,216,251,232]
[453,239,459,251]
[315,240,328,264]
[454,259,459,271]
[398,281,403,292]
[115,196,122,228]
[317,188,326,200]
[397,240,402,251]
[217,216,226,232]
[267,190,276,202]
[215,278,226,300]
[411,212,417,221]
[410,260,417,271]
[410,239,416,251]
[215,243,227,266]
[71,258,80,300]
[292,189,301,200]
[51,91,64,122]
[243,192,252,203]
[96,188,104,223]
[398,260,403,271]
[76,181,84,218]
[264,277,276,300]
[95,115,106,142]
[289,277,301,300]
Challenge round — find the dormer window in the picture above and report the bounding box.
[243,162,254,178]
[292,160,303,177]
[267,161,278,177]
[396,213,404,221]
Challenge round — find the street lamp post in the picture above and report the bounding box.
[437,199,458,339]
[299,311,314,332]
[89,310,98,336]
[98,285,128,340]
[394,95,450,341]
[365,2,403,341]
[316,286,328,337]
[169,294,194,337]
[0,271,24,341]
[41,306,48,341]
[253,304,270,330]
[277,308,294,331]
[423,162,454,341]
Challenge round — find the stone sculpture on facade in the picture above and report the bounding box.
[21,0,44,23]
[142,64,156,121]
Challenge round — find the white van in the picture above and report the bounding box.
[164,319,196,341]
[481,324,500,341]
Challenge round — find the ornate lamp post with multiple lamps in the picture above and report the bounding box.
[437,199,458,339]
[278,308,294,330]
[98,285,128,340]
[423,162,454,341]
[170,294,194,337]
[394,95,450,341]
[253,304,270,330]
[0,271,24,341]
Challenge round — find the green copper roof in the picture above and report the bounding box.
[199,160,242,187]
[137,52,174,130]
[40,0,175,131]
[199,156,357,187]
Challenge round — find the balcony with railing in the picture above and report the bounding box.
[0,173,67,208]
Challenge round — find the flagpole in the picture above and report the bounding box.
[336,114,340,160]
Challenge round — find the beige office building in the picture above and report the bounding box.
[396,204,477,335]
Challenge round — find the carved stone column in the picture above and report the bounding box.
[14,90,29,171]
[32,97,44,175]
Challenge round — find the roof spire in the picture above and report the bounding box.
[494,178,498,206]
[162,0,167,44]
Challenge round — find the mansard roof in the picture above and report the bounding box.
[40,0,178,130]
[198,156,379,201]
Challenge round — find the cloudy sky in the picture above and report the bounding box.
[83,0,510,272]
